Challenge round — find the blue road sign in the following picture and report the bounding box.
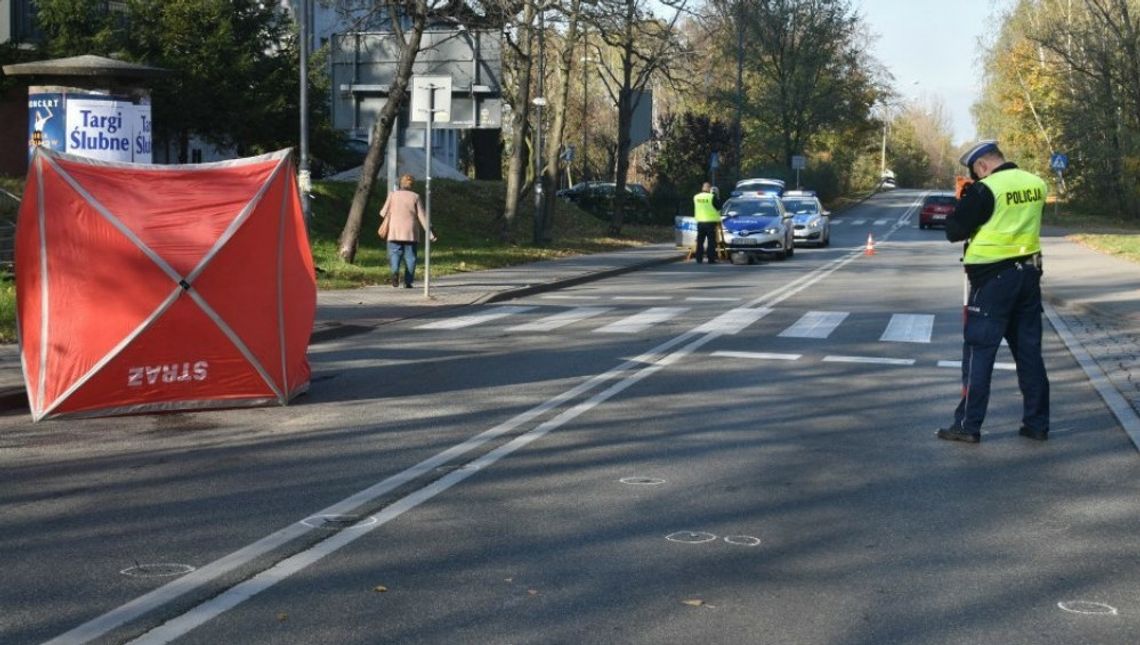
[1050,153,1069,171]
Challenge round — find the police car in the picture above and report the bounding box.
[731,177,786,198]
[720,195,795,263]
[781,190,830,247]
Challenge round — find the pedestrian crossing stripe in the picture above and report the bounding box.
[594,307,688,334]
[415,306,536,330]
[880,314,934,343]
[779,311,849,339]
[506,307,613,332]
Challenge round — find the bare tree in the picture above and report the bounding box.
[590,0,691,234]
[500,0,537,241]
[336,1,430,263]
[539,0,584,241]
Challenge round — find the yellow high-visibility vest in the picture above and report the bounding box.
[693,191,720,222]
[965,168,1046,264]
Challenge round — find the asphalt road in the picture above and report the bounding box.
[3,190,1140,644]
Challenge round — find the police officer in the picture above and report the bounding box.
[693,182,721,263]
[937,140,1050,443]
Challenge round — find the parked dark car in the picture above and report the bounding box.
[556,181,652,223]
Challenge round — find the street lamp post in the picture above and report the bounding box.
[298,0,311,227]
[533,4,547,245]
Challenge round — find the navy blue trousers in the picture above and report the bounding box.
[953,262,1050,434]
[695,222,719,262]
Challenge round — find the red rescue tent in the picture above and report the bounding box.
[16,148,316,420]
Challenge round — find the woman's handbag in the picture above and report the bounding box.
[377,216,389,240]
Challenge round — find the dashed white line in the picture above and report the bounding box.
[711,351,801,361]
[823,355,916,366]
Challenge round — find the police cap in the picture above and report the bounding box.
[959,140,999,168]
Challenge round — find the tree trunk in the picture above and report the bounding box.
[503,1,536,242]
[336,1,428,264]
[541,0,582,241]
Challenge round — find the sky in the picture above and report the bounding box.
[855,0,1007,145]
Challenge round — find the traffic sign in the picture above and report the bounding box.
[1050,152,1069,172]
[709,151,719,170]
[791,155,806,170]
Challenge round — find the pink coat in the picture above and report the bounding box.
[379,189,429,243]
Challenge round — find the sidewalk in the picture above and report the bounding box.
[0,244,686,411]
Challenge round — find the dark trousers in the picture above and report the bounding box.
[953,262,1049,433]
[695,222,719,262]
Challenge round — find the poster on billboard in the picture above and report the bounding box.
[28,88,153,163]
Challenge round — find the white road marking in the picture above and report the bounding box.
[693,307,772,335]
[874,219,889,226]
[823,355,916,366]
[778,310,849,339]
[415,306,535,330]
[540,294,597,300]
[685,296,742,302]
[937,360,1016,371]
[612,295,672,301]
[594,307,688,334]
[851,219,866,225]
[712,351,801,361]
[880,314,934,343]
[506,306,613,332]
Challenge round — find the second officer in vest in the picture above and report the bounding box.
[936,140,1050,444]
[693,182,722,263]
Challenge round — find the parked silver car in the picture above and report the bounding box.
[782,190,830,247]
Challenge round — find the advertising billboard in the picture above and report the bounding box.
[28,88,153,163]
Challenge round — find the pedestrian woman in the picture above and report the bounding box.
[378,173,436,288]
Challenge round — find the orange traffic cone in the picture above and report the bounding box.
[864,233,876,256]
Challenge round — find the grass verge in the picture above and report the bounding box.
[310,179,673,288]
[1044,201,1140,264]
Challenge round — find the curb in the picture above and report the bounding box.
[476,252,688,305]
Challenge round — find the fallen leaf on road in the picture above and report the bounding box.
[373,585,389,593]
[277,612,289,622]
[682,599,704,607]
[528,589,539,595]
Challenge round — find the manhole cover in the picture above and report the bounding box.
[724,535,762,547]
[666,531,717,544]
[1058,601,1118,615]
[120,563,195,578]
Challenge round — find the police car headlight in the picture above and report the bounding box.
[807,217,821,228]
[763,227,779,235]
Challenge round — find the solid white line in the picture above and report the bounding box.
[594,307,688,334]
[880,314,934,343]
[540,294,597,300]
[1044,302,1140,451]
[823,355,916,366]
[779,311,849,339]
[685,296,742,302]
[126,329,729,644]
[415,306,535,330]
[937,360,1016,371]
[712,351,801,361]
[506,307,613,332]
[693,307,772,335]
[50,329,701,645]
